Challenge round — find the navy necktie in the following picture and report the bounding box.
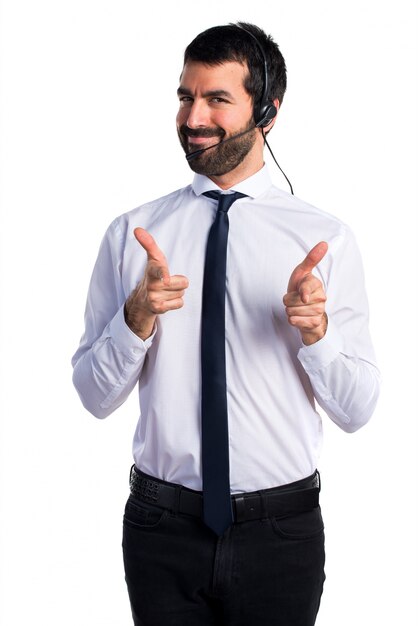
[201,190,247,536]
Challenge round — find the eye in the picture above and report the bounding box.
[179,96,193,103]
[210,97,228,104]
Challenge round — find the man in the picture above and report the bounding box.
[72,22,380,626]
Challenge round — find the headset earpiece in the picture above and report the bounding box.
[255,102,278,128]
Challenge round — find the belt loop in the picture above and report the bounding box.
[234,495,246,522]
[171,485,182,515]
[258,490,268,520]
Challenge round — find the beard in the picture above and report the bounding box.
[177,119,257,177]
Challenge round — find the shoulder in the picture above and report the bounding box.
[104,184,194,242]
[267,184,346,227]
[117,184,192,224]
[258,184,352,248]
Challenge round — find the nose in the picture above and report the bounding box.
[184,99,210,129]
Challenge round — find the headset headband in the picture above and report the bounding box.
[236,25,277,128]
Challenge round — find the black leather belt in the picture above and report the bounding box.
[129,467,320,523]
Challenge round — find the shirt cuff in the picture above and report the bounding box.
[297,318,344,372]
[108,305,156,360]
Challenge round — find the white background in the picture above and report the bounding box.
[0,0,417,624]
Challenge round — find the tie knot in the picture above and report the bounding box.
[203,190,247,213]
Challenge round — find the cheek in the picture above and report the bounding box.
[217,108,252,132]
[176,109,184,127]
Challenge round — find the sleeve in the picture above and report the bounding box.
[71,218,155,418]
[297,226,381,432]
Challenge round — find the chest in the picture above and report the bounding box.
[120,201,325,316]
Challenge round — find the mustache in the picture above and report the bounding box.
[180,125,225,139]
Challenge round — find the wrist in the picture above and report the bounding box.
[124,302,156,340]
[301,312,328,346]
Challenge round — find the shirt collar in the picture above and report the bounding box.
[191,165,272,199]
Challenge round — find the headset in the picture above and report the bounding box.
[236,25,278,128]
[236,24,294,194]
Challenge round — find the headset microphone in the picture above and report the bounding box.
[185,126,256,161]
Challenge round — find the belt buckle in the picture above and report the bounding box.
[233,494,262,522]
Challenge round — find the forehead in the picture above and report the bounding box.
[178,61,250,97]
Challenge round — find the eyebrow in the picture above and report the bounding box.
[177,87,234,99]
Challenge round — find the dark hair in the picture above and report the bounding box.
[183,22,287,110]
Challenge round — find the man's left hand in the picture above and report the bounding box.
[283,242,328,346]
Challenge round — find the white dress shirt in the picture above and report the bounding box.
[72,166,380,493]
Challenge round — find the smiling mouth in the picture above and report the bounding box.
[181,125,223,143]
[188,136,217,145]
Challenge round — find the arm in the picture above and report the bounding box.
[71,219,150,418]
[71,223,188,419]
[284,230,380,432]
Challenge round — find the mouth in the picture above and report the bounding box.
[180,125,224,150]
[188,136,218,147]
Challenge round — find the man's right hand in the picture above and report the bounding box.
[124,228,189,340]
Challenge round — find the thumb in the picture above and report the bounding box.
[134,227,170,284]
[298,241,328,274]
[287,241,328,292]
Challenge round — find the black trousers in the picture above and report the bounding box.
[122,475,325,626]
